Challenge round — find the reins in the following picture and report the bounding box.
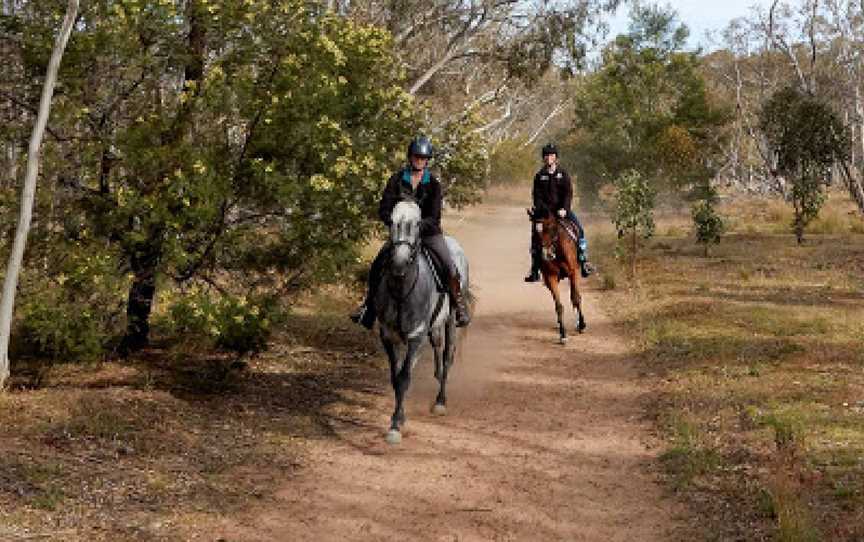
[388,239,447,335]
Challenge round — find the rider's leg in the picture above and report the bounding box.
[524,224,541,282]
[568,210,594,278]
[423,235,471,327]
[350,243,389,329]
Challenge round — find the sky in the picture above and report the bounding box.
[606,0,775,50]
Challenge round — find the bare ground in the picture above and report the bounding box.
[214,203,687,541]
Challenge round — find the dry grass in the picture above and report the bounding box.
[0,285,381,541]
[591,193,864,541]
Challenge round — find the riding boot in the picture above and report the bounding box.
[449,276,471,327]
[577,237,594,278]
[524,250,541,282]
[350,246,388,330]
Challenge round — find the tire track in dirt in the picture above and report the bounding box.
[215,203,686,541]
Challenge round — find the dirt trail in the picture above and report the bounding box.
[216,203,685,541]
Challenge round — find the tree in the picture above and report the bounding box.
[612,169,656,278]
[706,0,864,214]
[568,3,730,209]
[691,184,725,256]
[760,85,850,243]
[0,0,77,389]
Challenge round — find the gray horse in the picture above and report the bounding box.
[375,201,469,444]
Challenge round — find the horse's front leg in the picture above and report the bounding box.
[569,267,586,333]
[386,336,423,444]
[544,270,567,344]
[380,329,402,437]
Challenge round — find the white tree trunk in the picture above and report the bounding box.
[0,0,78,390]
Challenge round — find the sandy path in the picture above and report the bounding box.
[216,203,684,541]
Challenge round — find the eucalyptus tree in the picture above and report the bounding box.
[345,0,622,174]
[709,0,864,213]
[0,0,77,389]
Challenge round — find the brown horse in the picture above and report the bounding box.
[529,209,586,344]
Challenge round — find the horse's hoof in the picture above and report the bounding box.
[559,336,568,345]
[431,403,447,416]
[385,429,402,445]
[578,325,587,334]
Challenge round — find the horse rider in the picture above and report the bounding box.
[524,142,594,282]
[350,136,471,329]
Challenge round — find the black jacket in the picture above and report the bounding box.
[532,166,573,217]
[378,168,443,237]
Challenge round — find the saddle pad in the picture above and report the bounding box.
[558,218,581,245]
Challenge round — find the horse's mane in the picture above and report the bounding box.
[392,200,421,224]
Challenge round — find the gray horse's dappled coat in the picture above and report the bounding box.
[374,201,469,443]
[376,202,468,342]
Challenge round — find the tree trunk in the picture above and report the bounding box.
[0,0,78,389]
[119,241,162,355]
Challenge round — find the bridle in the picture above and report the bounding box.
[388,219,422,300]
[537,219,560,262]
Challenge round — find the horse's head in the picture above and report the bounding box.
[531,209,559,262]
[389,200,422,276]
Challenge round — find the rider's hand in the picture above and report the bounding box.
[557,209,567,218]
[534,223,543,233]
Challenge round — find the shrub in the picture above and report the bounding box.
[15,297,110,362]
[691,185,725,256]
[12,249,126,362]
[165,291,282,356]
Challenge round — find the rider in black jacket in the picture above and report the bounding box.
[525,143,594,282]
[351,136,471,329]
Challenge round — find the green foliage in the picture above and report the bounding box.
[434,112,489,208]
[613,169,656,239]
[567,4,729,205]
[691,185,725,255]
[613,169,656,276]
[1,0,430,352]
[488,138,537,186]
[15,297,108,362]
[165,290,282,356]
[760,86,850,243]
[11,245,127,362]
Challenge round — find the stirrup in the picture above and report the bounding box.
[580,262,595,278]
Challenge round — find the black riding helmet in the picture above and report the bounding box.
[407,136,434,160]
[542,143,558,157]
